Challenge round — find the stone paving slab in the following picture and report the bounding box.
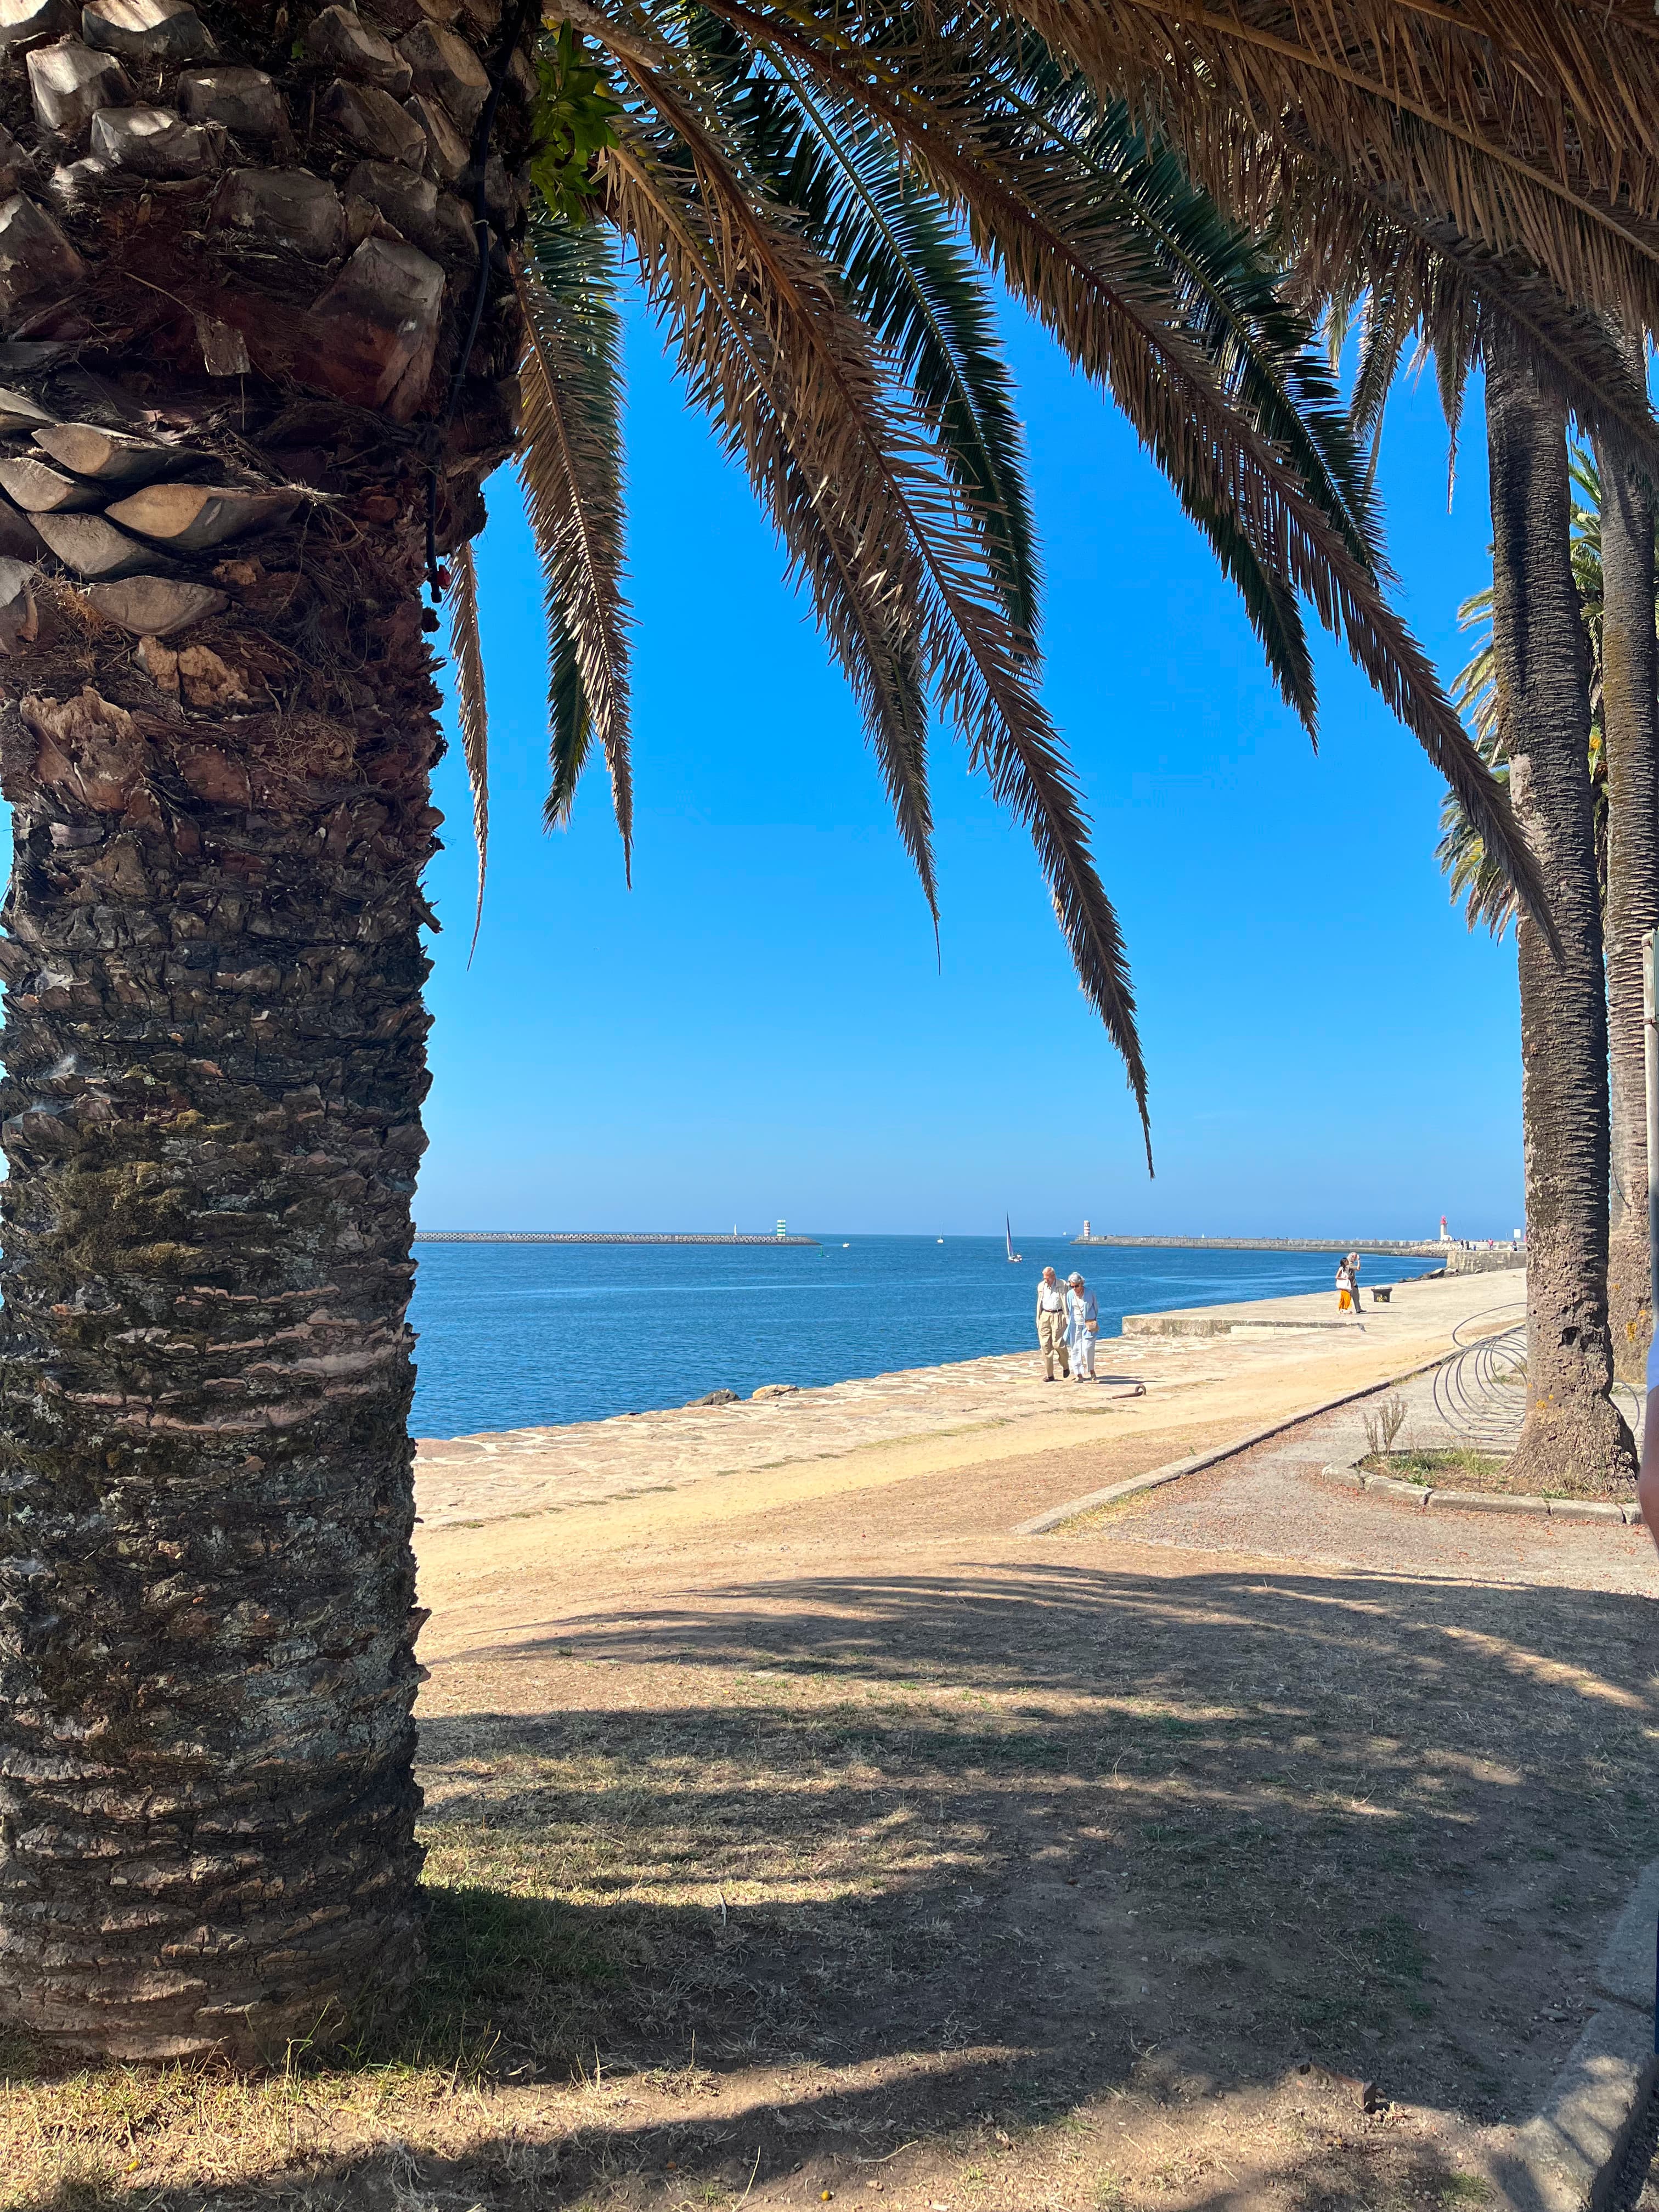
[1495,1865,1659,2210]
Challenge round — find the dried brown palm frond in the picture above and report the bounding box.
[670,0,1542,922]
[602,82,1150,1141]
[515,217,636,877]
[446,539,490,962]
[1266,151,1659,483]
[1013,0,1659,338]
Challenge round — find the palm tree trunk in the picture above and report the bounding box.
[1596,346,1659,1386]
[1486,325,1635,1494]
[0,6,527,2058]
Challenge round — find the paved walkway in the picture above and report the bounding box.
[414,1268,1521,1531]
[1073,1385,1656,1593]
[410,1268,1659,2212]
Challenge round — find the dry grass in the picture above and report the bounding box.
[5,1560,1656,2211]
[1359,1446,1637,1499]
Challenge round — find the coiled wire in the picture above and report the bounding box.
[1430,1301,1644,1449]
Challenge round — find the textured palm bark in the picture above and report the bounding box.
[1486,328,1635,1494]
[1596,347,1659,1385]
[0,0,528,2057]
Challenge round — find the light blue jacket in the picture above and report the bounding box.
[1066,1286,1098,1341]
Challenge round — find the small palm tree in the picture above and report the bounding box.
[1440,445,1659,1406]
[1436,453,1612,939]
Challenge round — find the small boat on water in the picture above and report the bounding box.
[1006,1215,1022,1263]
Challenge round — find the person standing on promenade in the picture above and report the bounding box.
[1635,1333,1659,1555]
[1066,1272,1099,1380]
[1036,1267,1070,1380]
[1347,1251,1364,1313]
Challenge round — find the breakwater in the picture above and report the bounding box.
[1074,1234,1455,1256]
[414,1231,821,1246]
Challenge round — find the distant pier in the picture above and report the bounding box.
[413,1231,821,1246]
[1073,1234,1455,1256]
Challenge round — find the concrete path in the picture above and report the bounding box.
[415,1267,1521,1531]
[1064,1388,1657,1594]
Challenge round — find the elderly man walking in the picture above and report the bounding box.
[1036,1266,1070,1380]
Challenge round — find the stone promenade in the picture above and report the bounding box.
[414,1266,1521,1531]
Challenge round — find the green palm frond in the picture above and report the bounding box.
[655,8,1043,645]
[660,0,1537,907]
[604,104,944,932]
[754,71,1042,647]
[516,213,634,875]
[499,0,1601,1131]
[600,51,1154,1134]
[1006,0,1659,346]
[447,540,490,961]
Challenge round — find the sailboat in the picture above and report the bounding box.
[1006,1215,1022,1263]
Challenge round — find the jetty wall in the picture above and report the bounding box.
[413,1232,821,1246]
[1074,1235,1524,1263]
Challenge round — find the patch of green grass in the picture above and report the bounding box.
[1437,2175,1490,2204]
[1365,1913,1430,1988]
[1359,1448,1506,1483]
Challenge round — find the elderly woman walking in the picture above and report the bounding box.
[1066,1272,1100,1381]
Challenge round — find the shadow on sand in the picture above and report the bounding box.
[21,1561,1659,2208]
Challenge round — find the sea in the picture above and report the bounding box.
[406,1235,1446,1439]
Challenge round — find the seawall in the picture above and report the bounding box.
[1075,1234,1444,1255]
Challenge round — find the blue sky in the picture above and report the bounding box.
[415,297,1522,1241]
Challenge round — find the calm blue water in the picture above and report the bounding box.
[407,1236,1443,1438]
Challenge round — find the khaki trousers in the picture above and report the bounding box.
[1037,1306,1069,1378]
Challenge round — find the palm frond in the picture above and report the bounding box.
[516,213,635,875]
[756,64,1042,645]
[596,60,1150,1135]
[1440,451,1623,938]
[602,112,944,934]
[610,0,1045,644]
[1437,589,1517,940]
[983,40,1390,571]
[678,0,1544,926]
[1008,0,1659,340]
[1397,226,1659,480]
[447,539,490,962]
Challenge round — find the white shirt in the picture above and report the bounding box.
[1037,1280,1066,1311]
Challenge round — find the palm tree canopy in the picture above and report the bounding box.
[454,0,1659,1153]
[1024,0,1659,340]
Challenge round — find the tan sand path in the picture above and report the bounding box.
[394,1262,1659,2212]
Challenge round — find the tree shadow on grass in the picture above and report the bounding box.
[15,1560,1659,2209]
[415,1560,1659,2106]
